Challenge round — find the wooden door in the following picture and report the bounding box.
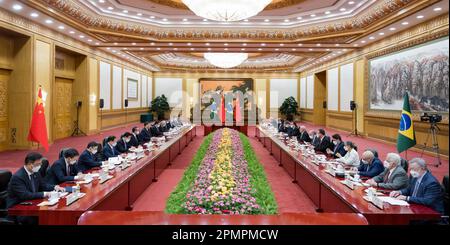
[54,77,74,139]
[0,69,10,151]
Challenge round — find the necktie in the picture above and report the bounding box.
[66,164,71,176]
[384,170,390,182]
[30,174,36,193]
[412,180,420,197]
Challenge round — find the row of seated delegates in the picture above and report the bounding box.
[7,153,67,224]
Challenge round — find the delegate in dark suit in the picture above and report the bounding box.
[130,133,140,147]
[151,126,163,137]
[287,127,299,137]
[103,144,120,159]
[400,171,445,214]
[314,136,331,153]
[116,139,131,153]
[372,165,409,190]
[45,158,79,185]
[139,128,152,143]
[7,167,55,208]
[77,150,102,173]
[331,142,347,158]
[297,131,311,143]
[358,157,384,178]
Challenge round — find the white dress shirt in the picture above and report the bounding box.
[337,148,360,166]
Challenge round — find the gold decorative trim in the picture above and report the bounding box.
[144,0,307,11]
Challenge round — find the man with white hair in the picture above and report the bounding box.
[366,153,408,190]
[297,126,311,143]
[358,150,384,178]
[390,158,444,214]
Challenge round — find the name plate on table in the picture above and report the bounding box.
[99,175,113,184]
[65,193,86,206]
[340,179,355,190]
[363,192,385,210]
[325,168,336,177]
[120,163,131,170]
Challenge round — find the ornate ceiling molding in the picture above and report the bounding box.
[27,0,425,42]
[143,0,308,11]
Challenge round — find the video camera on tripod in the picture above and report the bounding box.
[420,113,442,124]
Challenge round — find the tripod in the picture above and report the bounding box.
[348,105,360,137]
[72,103,86,136]
[421,122,442,167]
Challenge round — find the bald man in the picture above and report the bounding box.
[358,151,384,178]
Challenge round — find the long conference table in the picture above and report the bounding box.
[8,125,197,225]
[255,126,441,225]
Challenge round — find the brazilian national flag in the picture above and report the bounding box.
[397,92,416,153]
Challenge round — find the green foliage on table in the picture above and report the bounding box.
[165,134,213,214]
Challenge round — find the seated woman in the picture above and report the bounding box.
[326,134,347,158]
[336,141,360,167]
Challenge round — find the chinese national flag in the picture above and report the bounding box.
[27,87,49,151]
[220,95,225,124]
[235,97,241,123]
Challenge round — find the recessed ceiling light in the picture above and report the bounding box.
[402,22,409,25]
[190,48,195,51]
[156,48,161,50]
[284,19,290,22]
[169,43,173,46]
[279,44,284,46]
[99,0,105,3]
[224,43,229,46]
[12,4,22,11]
[297,16,303,20]
[340,8,346,11]
[292,48,297,51]
[112,50,116,53]
[348,1,355,4]
[174,48,178,50]
[140,48,144,50]
[326,49,330,51]
[87,39,92,42]
[310,14,316,17]
[45,19,53,24]
[298,43,303,46]
[258,48,263,51]
[275,48,279,51]
[241,48,245,51]
[187,43,192,46]
[150,16,155,18]
[309,48,313,51]
[264,19,270,22]
[369,36,375,40]
[203,19,208,22]
[162,18,168,21]
[79,35,85,39]
[325,11,331,15]
[95,42,100,45]
[389,27,397,31]
[150,42,155,46]
[58,26,65,30]
[137,13,142,16]
[353,44,358,46]
[183,18,188,21]
[416,15,424,19]
[316,44,321,46]
[122,10,128,13]
[434,7,442,11]
[361,40,366,43]
[69,31,75,34]
[107,7,114,10]
[30,13,39,18]
[114,42,118,45]
[132,43,136,45]
[261,43,266,46]
[224,48,229,51]
[242,43,247,46]
[208,48,212,51]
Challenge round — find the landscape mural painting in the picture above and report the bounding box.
[369,38,449,112]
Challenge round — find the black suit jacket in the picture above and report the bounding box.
[297,131,311,143]
[331,142,347,158]
[45,158,79,185]
[139,128,152,143]
[151,126,163,137]
[314,136,332,153]
[130,134,140,147]
[7,167,54,208]
[116,139,130,153]
[287,127,300,137]
[103,144,120,159]
[78,150,102,173]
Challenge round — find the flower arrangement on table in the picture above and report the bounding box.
[166,128,277,215]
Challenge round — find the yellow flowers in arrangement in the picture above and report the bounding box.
[209,128,236,201]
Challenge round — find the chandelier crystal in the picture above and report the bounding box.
[204,53,248,69]
[182,0,272,22]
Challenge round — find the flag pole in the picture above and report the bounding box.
[405,150,408,161]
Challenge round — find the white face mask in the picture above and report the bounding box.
[383,161,391,168]
[332,141,337,145]
[362,160,369,165]
[125,138,131,143]
[112,142,117,147]
[70,160,77,165]
[410,170,420,178]
[32,165,41,173]
[344,146,349,151]
[91,149,98,155]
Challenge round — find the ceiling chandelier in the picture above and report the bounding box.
[182,0,272,22]
[204,53,248,68]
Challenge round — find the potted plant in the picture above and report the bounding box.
[279,96,299,120]
[150,95,170,120]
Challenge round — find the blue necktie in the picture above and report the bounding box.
[412,180,420,197]
[30,174,36,193]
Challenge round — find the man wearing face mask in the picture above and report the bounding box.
[7,152,65,224]
[45,148,84,185]
[116,132,134,153]
[357,150,384,178]
[390,158,444,214]
[297,126,311,143]
[130,127,141,147]
[78,142,103,173]
[366,153,408,190]
[151,121,164,137]
[314,129,332,154]
[139,122,153,143]
[309,130,320,147]
[103,136,120,159]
